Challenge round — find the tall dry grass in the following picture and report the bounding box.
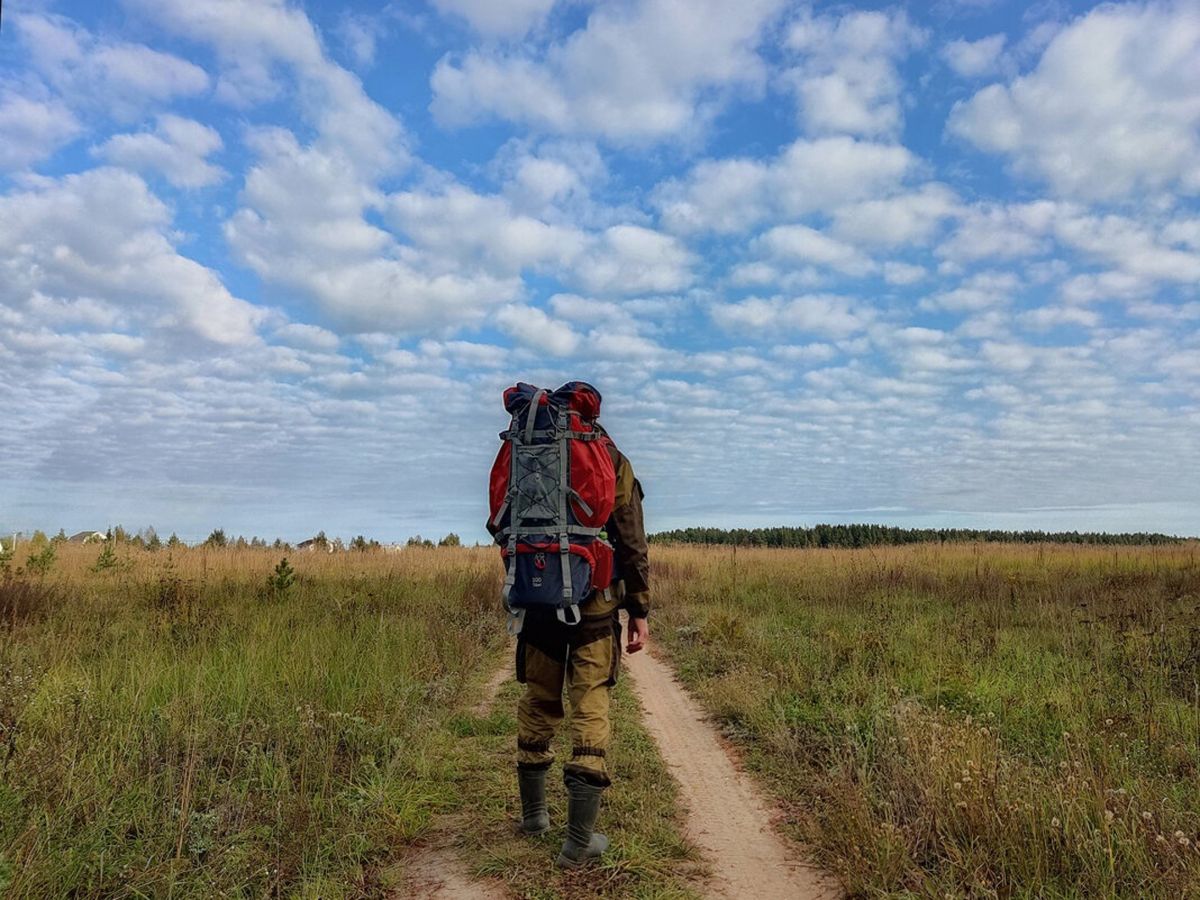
[0,543,505,897]
[652,542,1200,897]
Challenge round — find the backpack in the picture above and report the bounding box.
[489,382,616,632]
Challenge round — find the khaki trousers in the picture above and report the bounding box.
[515,595,622,786]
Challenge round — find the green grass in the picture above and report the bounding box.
[0,545,697,898]
[653,543,1200,898]
[449,676,701,899]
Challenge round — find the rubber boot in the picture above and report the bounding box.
[556,773,609,868]
[517,765,550,836]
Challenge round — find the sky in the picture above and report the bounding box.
[1,0,1198,544]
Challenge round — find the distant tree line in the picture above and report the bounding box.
[649,524,1189,548]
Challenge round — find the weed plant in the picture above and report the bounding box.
[0,544,506,896]
[652,542,1200,898]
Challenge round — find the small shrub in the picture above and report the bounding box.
[24,544,56,577]
[267,557,296,597]
[92,542,118,573]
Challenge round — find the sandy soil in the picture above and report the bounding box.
[400,840,508,900]
[624,637,842,899]
[472,658,512,717]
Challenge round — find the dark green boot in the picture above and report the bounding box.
[556,773,609,868]
[517,765,550,836]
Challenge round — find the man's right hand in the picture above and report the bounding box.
[626,616,649,653]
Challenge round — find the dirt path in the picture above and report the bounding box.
[400,838,507,900]
[624,641,841,899]
[396,658,513,900]
[472,658,511,717]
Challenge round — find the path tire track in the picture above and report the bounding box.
[625,637,842,899]
[395,659,513,899]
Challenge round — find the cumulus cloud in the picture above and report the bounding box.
[226,131,517,334]
[948,3,1200,199]
[128,0,404,171]
[0,90,81,170]
[655,136,915,234]
[95,115,224,187]
[15,12,209,119]
[754,224,875,276]
[430,0,560,39]
[573,225,695,295]
[942,33,1007,78]
[496,304,580,356]
[711,294,871,338]
[430,0,785,142]
[388,183,586,275]
[0,168,264,346]
[783,7,925,136]
[831,183,960,247]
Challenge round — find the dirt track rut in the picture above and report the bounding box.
[624,639,841,899]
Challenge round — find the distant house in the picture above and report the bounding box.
[296,537,333,553]
[68,531,107,544]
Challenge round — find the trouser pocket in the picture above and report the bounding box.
[606,618,621,686]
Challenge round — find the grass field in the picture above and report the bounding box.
[0,544,692,898]
[2,541,1198,897]
[653,543,1200,898]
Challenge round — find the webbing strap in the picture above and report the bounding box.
[490,496,509,528]
[569,489,593,517]
[523,389,546,444]
[501,428,602,442]
[494,525,604,538]
[507,608,526,636]
[556,604,581,625]
[556,406,573,607]
[501,534,518,603]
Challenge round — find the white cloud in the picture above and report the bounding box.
[496,304,580,356]
[128,0,404,172]
[0,168,264,346]
[783,7,925,136]
[882,261,927,285]
[16,12,209,119]
[431,0,559,39]
[95,115,224,188]
[937,201,1056,262]
[274,322,340,351]
[948,3,1200,199]
[573,225,695,295]
[942,33,1007,78]
[430,0,785,143]
[832,183,960,246]
[655,136,915,234]
[0,91,81,170]
[712,294,870,338]
[388,184,586,274]
[337,12,383,68]
[922,271,1020,313]
[226,130,517,334]
[754,224,875,276]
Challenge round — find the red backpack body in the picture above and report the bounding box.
[489,382,616,628]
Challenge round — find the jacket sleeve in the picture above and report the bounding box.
[606,443,651,618]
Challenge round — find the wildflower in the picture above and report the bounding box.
[1143,812,1153,821]
[1175,831,1186,840]
[956,801,968,809]
[1105,718,1114,726]
[1051,817,1061,828]
[953,781,962,790]
[1104,810,1115,823]
[1157,835,1168,844]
